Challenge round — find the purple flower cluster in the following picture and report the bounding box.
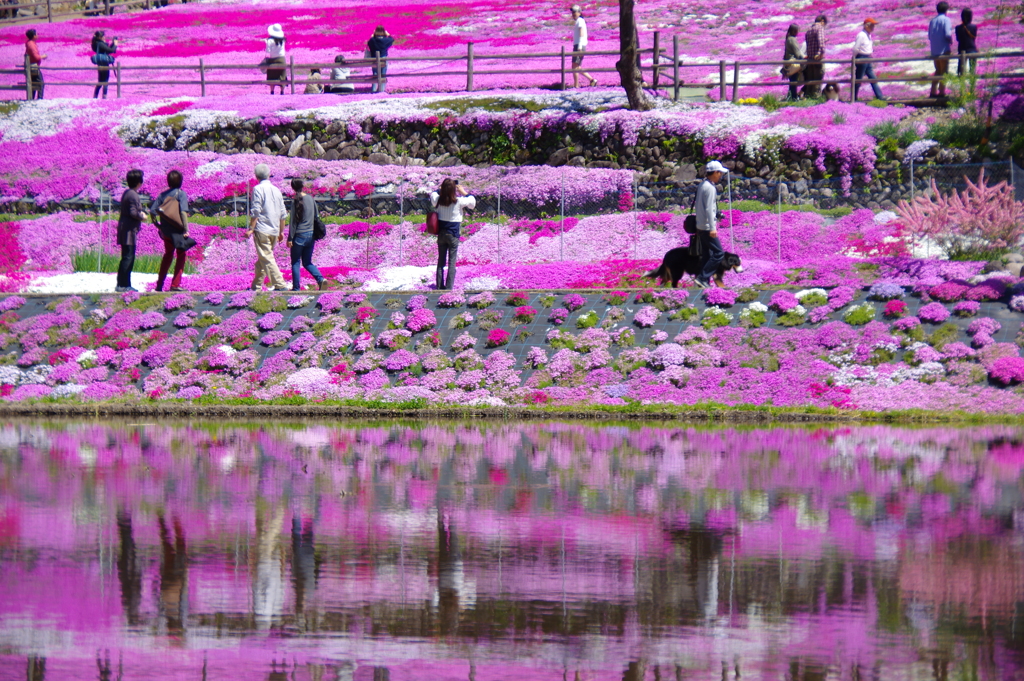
[967,317,1001,337]
[257,312,283,331]
[549,308,569,325]
[227,291,255,309]
[769,290,800,313]
[0,296,25,312]
[918,302,951,324]
[437,292,465,308]
[163,293,195,312]
[703,288,738,307]
[260,330,291,347]
[318,292,346,314]
[384,349,419,372]
[406,295,428,311]
[633,306,661,328]
[953,300,981,317]
[868,282,905,301]
[406,308,437,333]
[468,291,495,309]
[562,294,587,312]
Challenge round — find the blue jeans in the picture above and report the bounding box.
[290,232,323,290]
[370,64,388,92]
[854,55,884,100]
[698,230,724,284]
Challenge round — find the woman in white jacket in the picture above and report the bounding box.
[430,178,475,290]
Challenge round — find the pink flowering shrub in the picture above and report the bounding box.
[953,300,981,317]
[769,290,800,313]
[917,303,950,324]
[928,281,970,302]
[989,357,1024,385]
[703,288,738,307]
[883,300,907,318]
[486,329,510,348]
[406,308,437,333]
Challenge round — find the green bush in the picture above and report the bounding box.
[73,250,196,275]
[928,322,960,350]
[575,310,599,329]
[928,118,988,148]
[736,288,760,303]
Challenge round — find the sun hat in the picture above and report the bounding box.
[267,24,284,39]
[705,160,729,175]
[864,17,878,24]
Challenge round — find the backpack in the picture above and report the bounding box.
[91,52,115,67]
[683,190,699,234]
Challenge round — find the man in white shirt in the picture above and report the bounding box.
[569,5,597,88]
[695,161,727,288]
[853,18,885,101]
[247,163,288,291]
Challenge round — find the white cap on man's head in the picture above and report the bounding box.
[705,160,729,174]
[570,4,581,12]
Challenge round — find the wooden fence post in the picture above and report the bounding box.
[718,60,726,101]
[560,45,566,91]
[103,0,109,16]
[466,42,474,92]
[849,57,857,102]
[199,58,205,97]
[672,34,679,101]
[289,56,295,94]
[375,52,382,92]
[652,30,660,89]
[45,0,50,22]
[23,54,31,101]
[731,61,739,102]
[115,62,121,98]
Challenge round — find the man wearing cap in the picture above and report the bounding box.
[803,15,827,98]
[569,5,597,88]
[853,18,885,101]
[695,161,727,289]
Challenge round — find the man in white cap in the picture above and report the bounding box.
[569,5,597,88]
[695,161,728,288]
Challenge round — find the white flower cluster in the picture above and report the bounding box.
[795,289,827,300]
[0,100,94,142]
[701,306,733,321]
[0,365,23,386]
[742,124,808,162]
[22,365,52,384]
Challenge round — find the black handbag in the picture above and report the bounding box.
[683,190,699,234]
[312,201,327,241]
[171,233,197,252]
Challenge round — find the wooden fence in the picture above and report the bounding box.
[0,0,149,24]
[4,30,1023,103]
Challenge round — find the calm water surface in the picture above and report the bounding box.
[1,420,1024,680]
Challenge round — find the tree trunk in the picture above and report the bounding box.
[616,0,651,111]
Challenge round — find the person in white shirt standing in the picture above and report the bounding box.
[569,5,597,88]
[695,161,727,289]
[247,164,289,291]
[853,18,886,101]
[430,178,476,290]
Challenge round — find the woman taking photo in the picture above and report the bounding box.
[91,30,116,99]
[430,178,475,291]
[287,179,325,290]
[367,25,394,93]
[263,24,286,95]
[782,23,804,101]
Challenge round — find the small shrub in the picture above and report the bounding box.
[576,310,599,329]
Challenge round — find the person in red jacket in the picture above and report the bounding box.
[24,29,45,99]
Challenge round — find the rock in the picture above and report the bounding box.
[338,145,363,160]
[258,146,273,155]
[1009,262,1024,277]
[778,183,789,196]
[548,148,570,167]
[588,161,621,170]
[1005,253,1024,264]
[268,134,284,150]
[568,155,586,167]
[367,152,392,165]
[323,148,340,162]
[287,137,305,157]
[384,139,397,155]
[406,158,426,166]
[672,163,697,183]
[759,165,770,177]
[312,140,326,157]
[439,157,461,167]
[820,188,834,198]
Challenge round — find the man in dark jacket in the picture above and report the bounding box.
[116,169,144,292]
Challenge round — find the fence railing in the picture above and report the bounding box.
[0,0,149,23]
[40,160,1020,272]
[5,27,1022,102]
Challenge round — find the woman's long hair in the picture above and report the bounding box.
[92,30,105,52]
[787,23,799,38]
[437,178,457,207]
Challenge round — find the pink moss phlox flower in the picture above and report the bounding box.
[967,317,1001,337]
[882,300,907,318]
[769,290,800,313]
[918,303,951,324]
[406,308,437,333]
[703,288,738,307]
[633,306,661,328]
[486,328,511,348]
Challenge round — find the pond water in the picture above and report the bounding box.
[1,421,1024,680]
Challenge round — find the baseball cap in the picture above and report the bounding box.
[864,17,878,24]
[705,160,729,174]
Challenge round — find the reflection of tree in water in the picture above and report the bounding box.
[26,656,45,681]
[254,505,286,631]
[662,523,727,623]
[157,515,187,638]
[116,510,142,627]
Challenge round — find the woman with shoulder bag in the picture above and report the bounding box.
[430,178,475,290]
[782,24,804,101]
[287,179,325,291]
[149,169,191,292]
[91,30,116,99]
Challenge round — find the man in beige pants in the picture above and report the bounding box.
[247,163,288,291]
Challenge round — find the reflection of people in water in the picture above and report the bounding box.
[254,506,286,631]
[158,515,188,636]
[436,509,461,636]
[116,509,142,627]
[291,515,318,632]
[664,523,725,622]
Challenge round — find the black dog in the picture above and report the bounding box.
[646,248,744,288]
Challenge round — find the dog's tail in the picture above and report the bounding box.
[646,264,670,283]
